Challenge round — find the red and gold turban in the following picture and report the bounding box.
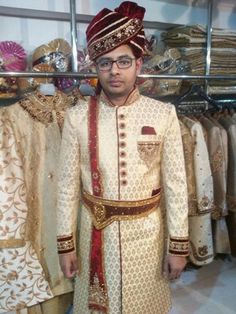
[86,1,146,60]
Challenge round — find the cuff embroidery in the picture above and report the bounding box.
[169,237,189,256]
[57,234,75,254]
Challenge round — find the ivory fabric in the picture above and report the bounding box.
[199,116,230,254]
[57,89,189,314]
[162,25,236,94]
[181,116,214,265]
[218,115,236,212]
[218,115,236,255]
[0,110,53,312]
[0,90,75,312]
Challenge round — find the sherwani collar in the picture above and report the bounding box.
[99,86,140,107]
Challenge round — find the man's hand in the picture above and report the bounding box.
[59,251,79,279]
[164,254,187,280]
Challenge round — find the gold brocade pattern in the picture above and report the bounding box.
[188,214,214,265]
[58,91,188,313]
[1,90,76,300]
[57,234,75,254]
[88,18,143,60]
[88,274,109,309]
[19,90,77,130]
[82,189,161,229]
[198,195,214,214]
[137,141,161,167]
[190,241,214,263]
[179,120,198,216]
[57,238,74,253]
[211,147,223,173]
[169,237,189,255]
[181,117,214,266]
[0,111,53,312]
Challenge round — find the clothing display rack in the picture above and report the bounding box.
[0,1,235,82]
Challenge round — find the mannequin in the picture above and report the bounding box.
[0,82,79,313]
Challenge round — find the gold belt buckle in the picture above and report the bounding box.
[94,204,106,223]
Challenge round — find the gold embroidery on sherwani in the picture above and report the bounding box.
[2,92,76,303]
[211,146,223,173]
[88,273,108,309]
[190,240,214,262]
[198,195,214,214]
[82,189,161,229]
[179,120,198,216]
[169,237,189,256]
[0,110,53,312]
[57,234,74,254]
[137,141,161,166]
[19,90,77,129]
[181,117,214,266]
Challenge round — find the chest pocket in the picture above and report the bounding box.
[137,137,161,166]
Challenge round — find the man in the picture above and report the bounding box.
[57,2,189,313]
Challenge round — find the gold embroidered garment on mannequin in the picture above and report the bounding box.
[0,90,76,312]
[57,88,189,314]
[0,110,53,312]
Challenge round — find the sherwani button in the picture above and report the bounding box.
[119,141,126,148]
[118,114,125,120]
[119,122,126,129]
[119,132,126,139]
[119,151,126,158]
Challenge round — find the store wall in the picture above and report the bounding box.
[0,0,236,54]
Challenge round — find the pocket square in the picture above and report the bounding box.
[141,126,157,135]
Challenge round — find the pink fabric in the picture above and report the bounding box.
[0,41,27,71]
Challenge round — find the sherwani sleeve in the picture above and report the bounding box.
[161,106,189,256]
[57,108,80,254]
[183,117,214,265]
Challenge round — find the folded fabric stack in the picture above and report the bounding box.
[162,25,236,94]
[138,35,186,97]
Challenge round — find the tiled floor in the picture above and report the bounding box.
[170,256,236,314]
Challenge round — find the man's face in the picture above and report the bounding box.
[95,45,142,100]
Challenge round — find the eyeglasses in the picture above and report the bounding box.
[96,57,136,71]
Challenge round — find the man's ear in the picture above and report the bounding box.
[136,57,143,75]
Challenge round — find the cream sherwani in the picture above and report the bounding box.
[0,90,75,313]
[181,116,214,266]
[218,115,236,255]
[0,109,53,313]
[199,116,230,254]
[57,89,189,314]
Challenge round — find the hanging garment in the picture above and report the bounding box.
[0,110,53,312]
[199,116,230,254]
[218,115,236,255]
[181,116,214,265]
[57,88,189,314]
[0,89,76,312]
[179,119,198,215]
